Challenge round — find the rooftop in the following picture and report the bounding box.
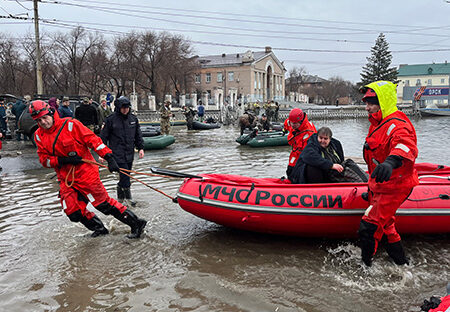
[398,62,450,76]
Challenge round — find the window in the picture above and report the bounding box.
[441,78,446,84]
[195,74,201,84]
[217,72,223,82]
[206,73,211,83]
[427,79,432,85]
[228,71,234,82]
[405,80,409,86]
[254,72,257,88]
[416,79,421,86]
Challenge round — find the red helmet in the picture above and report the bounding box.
[29,100,51,120]
[289,108,305,123]
[362,88,377,101]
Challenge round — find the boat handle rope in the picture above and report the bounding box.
[418,175,450,180]
[407,194,449,201]
[80,158,177,202]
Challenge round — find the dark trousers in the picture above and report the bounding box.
[117,161,133,188]
[305,165,328,183]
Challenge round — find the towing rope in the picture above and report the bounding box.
[65,159,178,202]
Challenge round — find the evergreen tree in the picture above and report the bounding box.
[360,33,398,85]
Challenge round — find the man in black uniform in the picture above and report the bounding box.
[75,97,99,132]
[100,96,144,206]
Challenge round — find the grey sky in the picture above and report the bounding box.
[1,0,450,83]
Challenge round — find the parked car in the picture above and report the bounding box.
[18,95,99,146]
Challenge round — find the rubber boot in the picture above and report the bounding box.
[117,186,125,204]
[386,241,409,265]
[123,187,137,207]
[358,220,378,266]
[80,215,109,237]
[114,209,147,239]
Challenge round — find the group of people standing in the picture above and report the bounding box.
[283,80,418,267]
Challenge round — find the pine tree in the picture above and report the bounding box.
[360,33,398,85]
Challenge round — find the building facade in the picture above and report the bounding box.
[397,62,450,107]
[193,46,286,107]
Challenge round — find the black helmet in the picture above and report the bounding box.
[115,96,131,109]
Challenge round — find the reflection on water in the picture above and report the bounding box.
[0,118,448,311]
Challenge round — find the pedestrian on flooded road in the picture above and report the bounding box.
[160,100,172,135]
[100,96,144,206]
[359,81,418,266]
[30,100,147,239]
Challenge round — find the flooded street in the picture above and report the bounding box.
[0,117,449,311]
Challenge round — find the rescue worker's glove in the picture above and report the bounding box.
[282,129,288,136]
[104,153,120,173]
[371,155,403,183]
[58,152,82,166]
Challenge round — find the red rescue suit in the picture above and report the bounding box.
[362,82,418,256]
[429,295,450,312]
[35,113,126,220]
[284,116,316,169]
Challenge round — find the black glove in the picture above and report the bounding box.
[420,296,441,311]
[104,153,120,173]
[371,155,402,183]
[282,129,287,136]
[58,152,82,166]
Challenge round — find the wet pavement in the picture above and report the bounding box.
[0,118,449,311]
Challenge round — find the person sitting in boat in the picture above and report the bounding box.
[256,113,273,132]
[289,127,368,184]
[288,127,344,183]
[283,108,317,179]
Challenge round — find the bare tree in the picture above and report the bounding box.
[318,76,353,105]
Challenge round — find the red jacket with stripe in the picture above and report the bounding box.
[35,113,112,190]
[284,116,316,168]
[363,109,419,193]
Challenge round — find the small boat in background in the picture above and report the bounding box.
[420,107,450,116]
[192,120,221,130]
[142,135,175,150]
[236,130,288,147]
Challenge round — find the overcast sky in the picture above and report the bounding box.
[1,0,450,83]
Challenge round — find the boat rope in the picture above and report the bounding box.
[407,194,450,201]
[418,175,450,180]
[82,159,177,202]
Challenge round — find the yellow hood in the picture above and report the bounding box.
[364,81,398,119]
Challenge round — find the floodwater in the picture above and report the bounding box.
[0,116,448,312]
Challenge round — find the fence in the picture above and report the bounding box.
[136,106,417,124]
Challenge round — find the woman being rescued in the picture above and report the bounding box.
[288,126,368,184]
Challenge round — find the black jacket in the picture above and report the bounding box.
[75,104,98,126]
[289,133,344,184]
[100,111,144,163]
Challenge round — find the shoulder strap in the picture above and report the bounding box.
[52,119,69,156]
[367,117,406,139]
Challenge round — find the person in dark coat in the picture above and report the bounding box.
[289,127,344,184]
[12,99,27,140]
[75,97,99,132]
[58,96,73,118]
[182,105,195,130]
[100,96,144,206]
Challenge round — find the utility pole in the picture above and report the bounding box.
[33,0,43,95]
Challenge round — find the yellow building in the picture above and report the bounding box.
[397,62,450,107]
[194,46,286,106]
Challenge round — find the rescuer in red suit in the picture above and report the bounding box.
[359,81,419,266]
[30,100,147,238]
[284,108,317,180]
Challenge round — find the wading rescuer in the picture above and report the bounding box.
[359,81,419,266]
[283,108,317,181]
[30,100,147,239]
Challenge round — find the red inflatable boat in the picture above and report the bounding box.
[175,163,450,238]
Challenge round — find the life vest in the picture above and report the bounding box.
[284,116,316,168]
